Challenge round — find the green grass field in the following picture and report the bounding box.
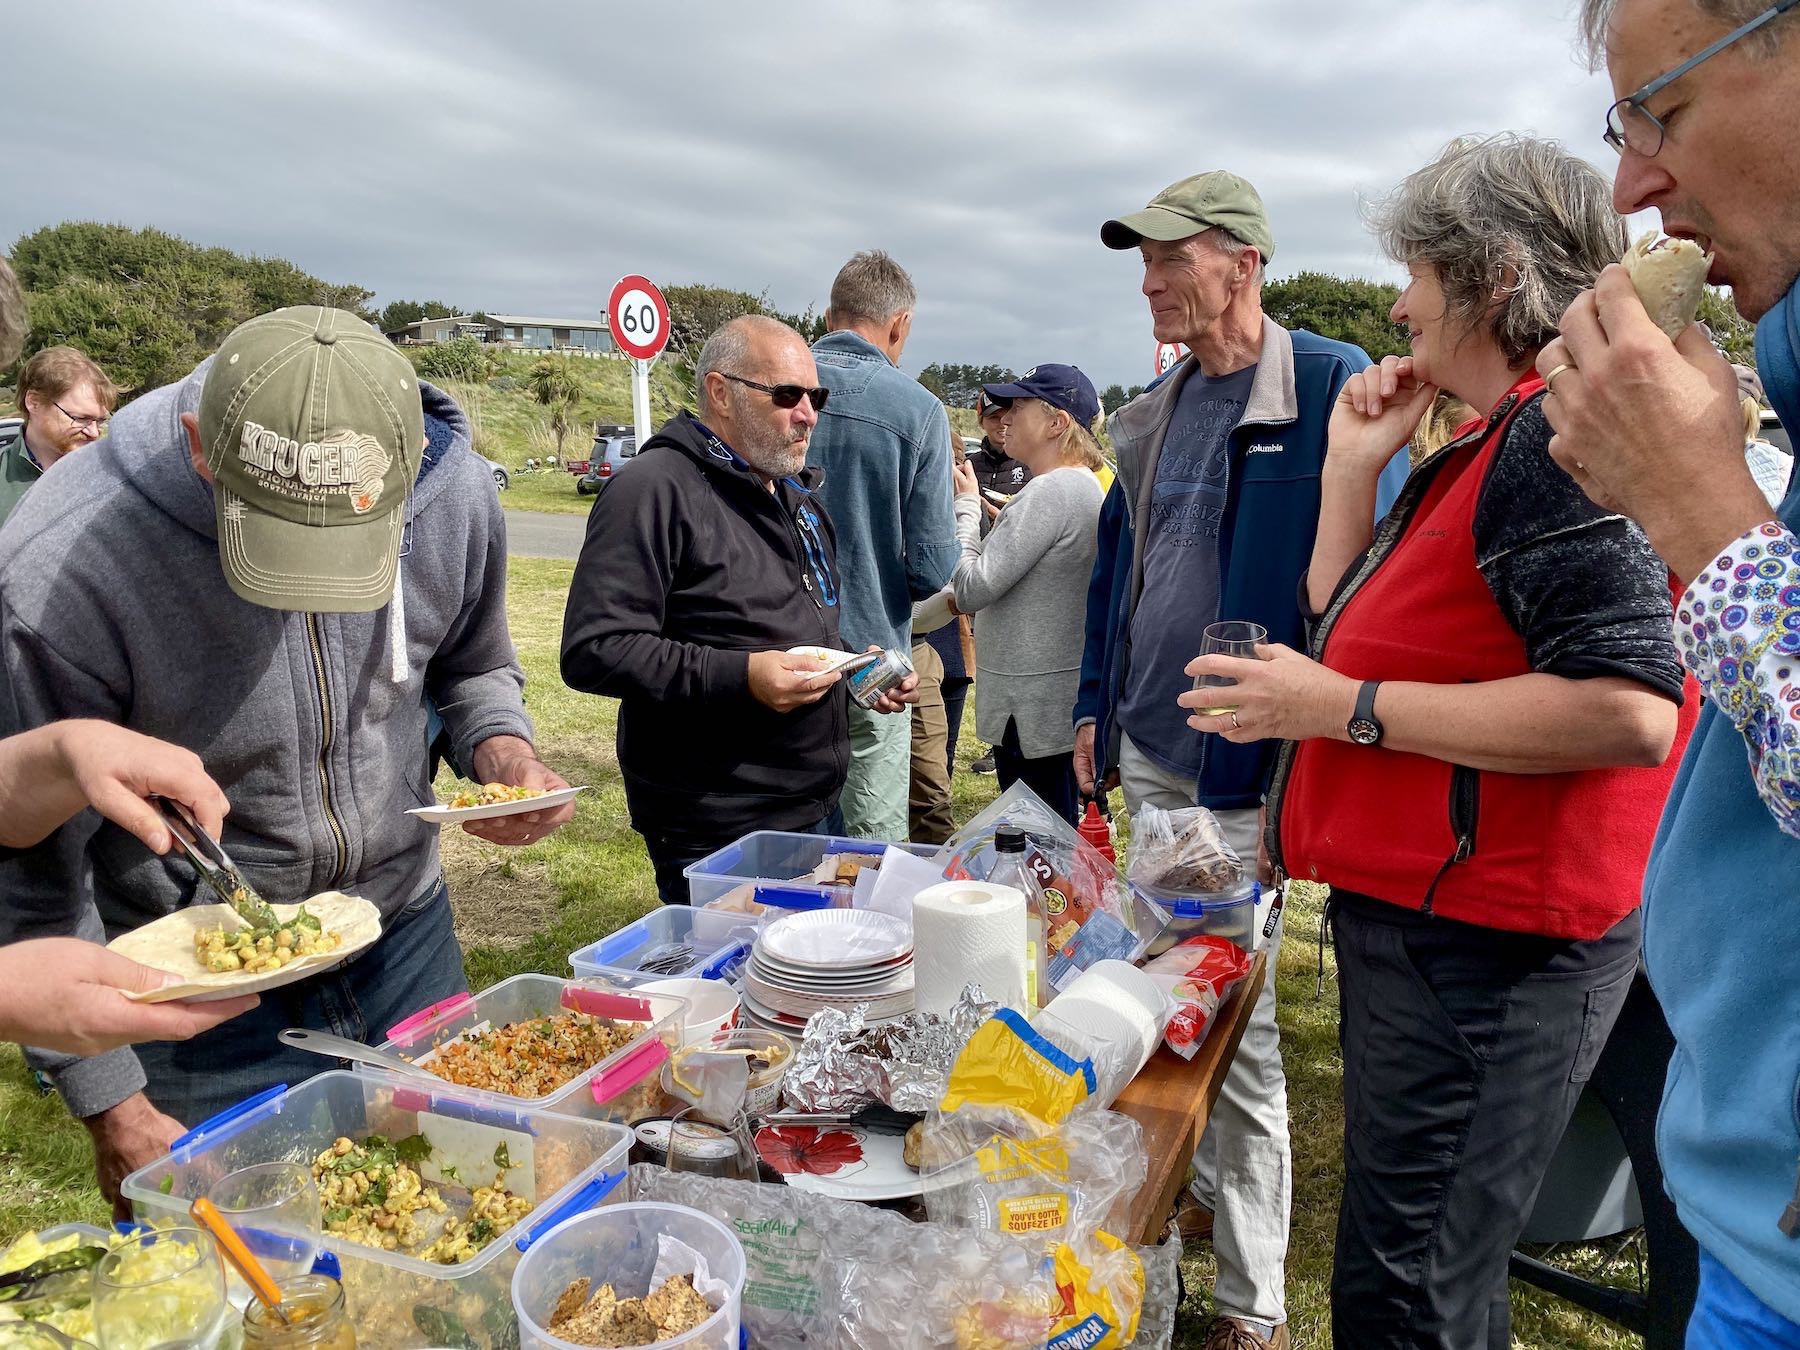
[0,557,1640,1347]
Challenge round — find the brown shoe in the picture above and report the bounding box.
[1202,1317,1290,1350]
[1174,1192,1214,1244]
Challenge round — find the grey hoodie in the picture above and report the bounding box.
[0,362,532,1118]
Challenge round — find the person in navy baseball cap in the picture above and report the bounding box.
[981,364,1101,429]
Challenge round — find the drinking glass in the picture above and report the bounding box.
[1191,621,1269,717]
[205,1162,320,1308]
[666,1107,759,1182]
[93,1227,233,1350]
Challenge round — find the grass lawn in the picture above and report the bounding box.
[0,556,1640,1348]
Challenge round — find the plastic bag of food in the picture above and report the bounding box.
[939,1008,1097,1129]
[1047,1231,1145,1350]
[1127,804,1242,894]
[921,1107,1145,1255]
[1139,934,1252,1060]
[935,784,1167,995]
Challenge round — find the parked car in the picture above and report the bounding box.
[480,455,510,490]
[568,423,634,477]
[576,429,639,495]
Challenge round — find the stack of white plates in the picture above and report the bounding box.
[740,910,915,1033]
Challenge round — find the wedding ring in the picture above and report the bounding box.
[1543,362,1574,392]
[1230,711,1243,730]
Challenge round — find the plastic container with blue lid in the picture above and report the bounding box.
[683,830,939,913]
[567,906,755,987]
[1138,877,1260,956]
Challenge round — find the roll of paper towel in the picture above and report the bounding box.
[913,881,1028,1014]
[1033,960,1173,1108]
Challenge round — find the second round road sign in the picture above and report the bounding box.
[608,275,670,361]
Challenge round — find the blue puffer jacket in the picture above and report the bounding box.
[1641,275,1800,1324]
[1075,322,1407,809]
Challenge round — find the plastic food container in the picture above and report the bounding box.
[511,1203,745,1350]
[567,905,756,987]
[362,974,690,1126]
[665,1028,794,1117]
[121,1071,632,1350]
[683,831,940,912]
[1138,878,1261,956]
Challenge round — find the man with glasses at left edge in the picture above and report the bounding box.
[1,346,119,526]
[562,315,916,906]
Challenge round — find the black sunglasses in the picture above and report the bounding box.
[1603,0,1799,156]
[719,372,830,412]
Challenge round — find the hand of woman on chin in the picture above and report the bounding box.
[1329,356,1439,471]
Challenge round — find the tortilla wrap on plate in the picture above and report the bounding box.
[1622,232,1713,340]
[108,892,381,1002]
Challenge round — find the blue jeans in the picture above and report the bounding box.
[1688,1251,1800,1349]
[134,878,468,1129]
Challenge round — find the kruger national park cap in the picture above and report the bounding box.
[199,306,425,613]
[1100,170,1275,261]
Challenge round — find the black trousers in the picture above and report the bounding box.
[993,716,1079,825]
[942,678,970,773]
[1329,894,1641,1350]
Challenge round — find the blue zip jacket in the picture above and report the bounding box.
[806,330,958,654]
[1075,322,1407,809]
[1642,275,1800,1324]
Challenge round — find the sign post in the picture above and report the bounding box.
[608,274,671,448]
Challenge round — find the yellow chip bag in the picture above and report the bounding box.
[1046,1232,1144,1350]
[940,1010,1096,1127]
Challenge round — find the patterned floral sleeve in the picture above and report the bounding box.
[1675,521,1800,837]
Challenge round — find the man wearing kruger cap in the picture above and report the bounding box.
[1079,171,1408,1350]
[0,305,569,1215]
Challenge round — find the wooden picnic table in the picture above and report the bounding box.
[1113,948,1269,1245]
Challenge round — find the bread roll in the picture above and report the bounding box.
[1622,232,1712,340]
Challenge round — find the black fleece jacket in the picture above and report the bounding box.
[560,412,849,846]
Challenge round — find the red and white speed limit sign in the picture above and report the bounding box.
[1155,342,1185,376]
[608,275,670,361]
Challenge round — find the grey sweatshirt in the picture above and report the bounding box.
[951,467,1103,759]
[0,363,532,1118]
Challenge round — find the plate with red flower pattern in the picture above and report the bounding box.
[753,1121,920,1201]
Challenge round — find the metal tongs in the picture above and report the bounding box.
[151,793,280,931]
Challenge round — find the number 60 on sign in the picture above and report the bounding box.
[607,274,670,361]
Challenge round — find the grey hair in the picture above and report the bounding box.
[1197,227,1266,288]
[1367,133,1626,366]
[827,250,917,325]
[694,314,801,411]
[1577,0,1796,66]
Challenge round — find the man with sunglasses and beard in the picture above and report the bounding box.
[563,316,914,905]
[1540,0,1800,1341]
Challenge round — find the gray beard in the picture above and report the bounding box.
[739,434,808,480]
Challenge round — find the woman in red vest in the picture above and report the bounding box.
[1179,134,1688,1349]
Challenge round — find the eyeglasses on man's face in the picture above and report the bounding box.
[719,373,830,412]
[1604,0,1799,156]
[53,399,109,435]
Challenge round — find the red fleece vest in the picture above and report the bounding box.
[1279,377,1693,940]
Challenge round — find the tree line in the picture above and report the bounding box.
[4,224,1758,406]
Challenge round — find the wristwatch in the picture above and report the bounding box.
[1347,680,1384,746]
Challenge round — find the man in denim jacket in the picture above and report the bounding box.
[806,251,958,840]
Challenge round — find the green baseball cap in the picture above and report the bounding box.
[199,306,424,613]
[1100,170,1276,261]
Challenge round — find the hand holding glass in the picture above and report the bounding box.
[1192,622,1269,718]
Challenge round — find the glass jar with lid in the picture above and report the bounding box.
[241,1274,354,1350]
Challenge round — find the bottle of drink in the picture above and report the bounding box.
[988,826,1047,1008]
[1077,800,1115,865]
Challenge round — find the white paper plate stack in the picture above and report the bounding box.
[739,909,915,1033]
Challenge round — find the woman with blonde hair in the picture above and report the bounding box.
[950,365,1105,823]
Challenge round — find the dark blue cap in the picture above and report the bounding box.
[982,364,1100,429]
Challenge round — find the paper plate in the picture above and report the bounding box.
[759,910,912,969]
[748,952,915,989]
[755,1123,922,1202]
[406,785,586,824]
[109,893,382,1003]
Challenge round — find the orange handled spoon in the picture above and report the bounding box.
[189,1195,292,1326]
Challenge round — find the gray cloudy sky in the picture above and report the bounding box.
[5,1,1628,392]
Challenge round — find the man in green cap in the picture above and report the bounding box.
[1077,172,1410,1350]
[0,305,570,1216]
